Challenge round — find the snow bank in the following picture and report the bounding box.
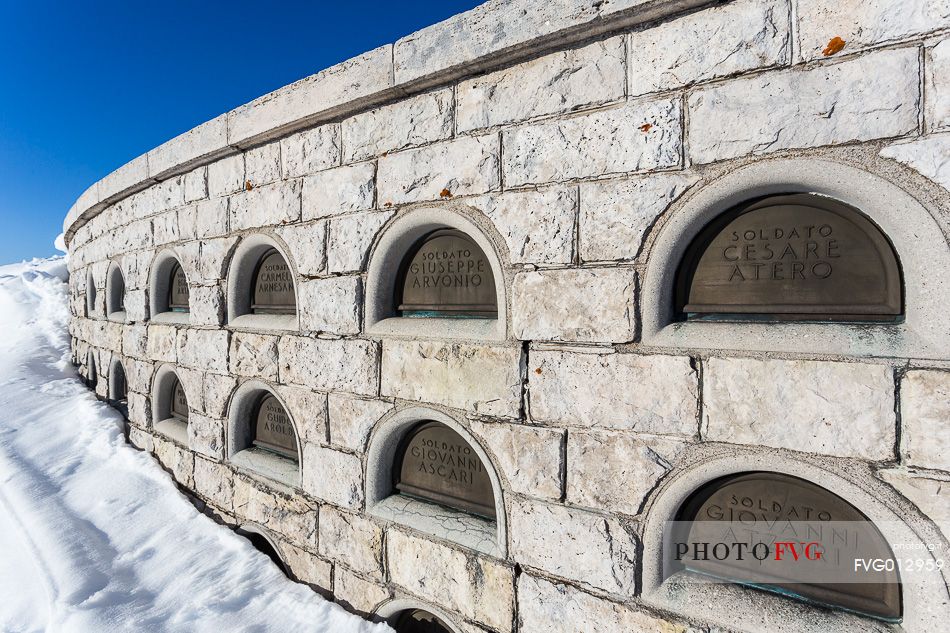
[0,257,391,633]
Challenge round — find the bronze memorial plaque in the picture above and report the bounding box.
[673,472,901,621]
[395,421,495,518]
[393,609,453,633]
[397,229,497,318]
[676,194,902,321]
[252,394,298,460]
[168,263,189,312]
[252,249,295,314]
[170,379,189,422]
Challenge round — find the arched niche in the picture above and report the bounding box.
[641,158,950,359]
[149,249,191,324]
[226,235,299,332]
[108,358,129,419]
[105,261,127,322]
[365,406,506,556]
[640,447,949,632]
[236,523,289,575]
[226,381,301,487]
[151,365,190,446]
[376,600,465,633]
[365,206,508,341]
[675,194,903,321]
[84,350,98,391]
[85,269,97,317]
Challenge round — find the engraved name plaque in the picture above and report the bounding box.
[168,262,189,312]
[392,609,453,633]
[170,379,189,422]
[252,394,298,460]
[394,422,495,519]
[676,194,902,321]
[674,472,901,621]
[397,229,497,318]
[252,249,295,315]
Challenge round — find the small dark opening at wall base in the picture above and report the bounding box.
[236,528,288,574]
[390,609,453,633]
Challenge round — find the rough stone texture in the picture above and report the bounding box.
[387,529,515,632]
[274,221,327,277]
[629,0,789,95]
[301,162,375,221]
[184,166,208,203]
[579,173,698,262]
[900,370,950,471]
[377,135,499,205]
[280,125,341,179]
[529,350,698,436]
[317,506,384,577]
[512,268,636,343]
[176,328,229,374]
[276,385,327,446]
[327,211,394,273]
[128,426,153,452]
[231,476,317,546]
[193,457,233,511]
[208,153,245,198]
[567,430,686,515]
[203,373,238,418]
[798,0,950,61]
[327,394,394,452]
[229,332,279,380]
[297,276,361,335]
[703,358,896,460]
[280,541,332,590]
[508,497,637,594]
[188,413,226,460]
[342,89,454,162]
[504,98,682,187]
[245,141,282,186]
[469,420,563,500]
[145,324,177,362]
[301,443,363,509]
[878,468,950,541]
[470,188,575,265]
[334,569,391,616]
[518,573,689,633]
[127,393,150,428]
[154,437,195,488]
[381,341,523,418]
[457,35,625,132]
[278,336,378,396]
[927,39,950,132]
[195,197,229,238]
[189,285,226,326]
[688,48,920,164]
[881,134,950,192]
[228,179,302,231]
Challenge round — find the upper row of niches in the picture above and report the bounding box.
[91,192,904,330]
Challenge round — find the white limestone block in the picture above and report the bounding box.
[208,153,245,198]
[278,336,378,396]
[881,134,950,193]
[279,541,332,591]
[377,135,500,205]
[176,328,229,373]
[702,357,896,460]
[529,349,698,436]
[386,529,515,632]
[469,420,563,500]
[327,210,393,273]
[688,48,919,164]
[193,456,234,511]
[188,413,225,460]
[503,98,682,187]
[342,88,453,162]
[189,285,225,326]
[275,385,327,446]
[470,188,575,265]
[184,166,208,203]
[457,35,625,132]
[318,506,384,577]
[900,370,950,471]
[202,373,238,418]
[512,268,636,343]
[297,276,361,335]
[228,180,302,231]
[335,570,391,616]
[280,124,341,179]
[580,172,698,262]
[508,497,637,594]
[245,141,282,186]
[327,394,394,452]
[302,162,376,221]
[927,39,950,132]
[146,324,178,362]
[273,220,326,277]
[229,331,279,380]
[195,197,229,239]
[380,341,523,418]
[301,443,363,509]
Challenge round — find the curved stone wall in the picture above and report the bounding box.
[65,1,950,631]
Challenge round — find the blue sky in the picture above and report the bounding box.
[0,0,482,264]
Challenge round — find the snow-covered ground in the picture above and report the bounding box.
[0,257,391,633]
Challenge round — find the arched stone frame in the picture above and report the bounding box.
[235,523,289,574]
[364,406,507,557]
[640,157,950,360]
[84,349,98,390]
[85,268,97,317]
[108,357,129,418]
[149,248,191,325]
[374,598,466,633]
[364,205,510,342]
[226,234,300,332]
[151,364,190,446]
[226,380,302,488]
[105,261,127,322]
[639,445,950,632]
